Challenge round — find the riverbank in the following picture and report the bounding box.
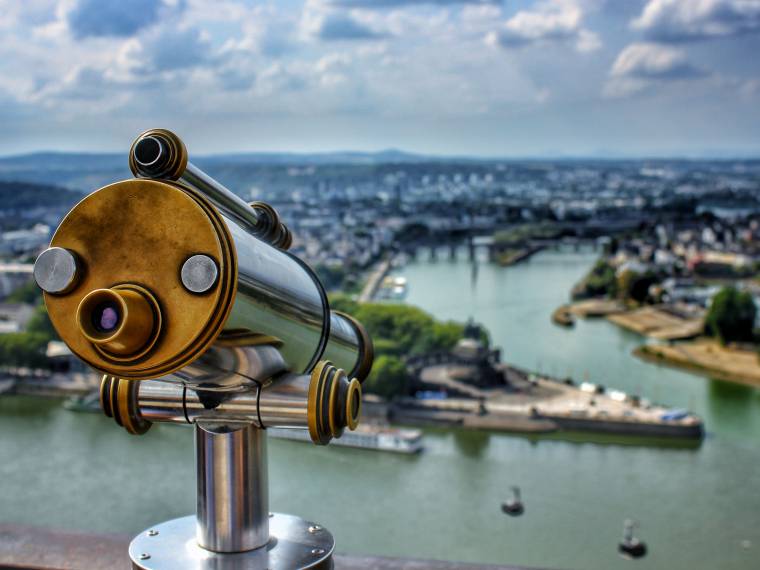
[494,245,544,267]
[358,258,392,302]
[551,299,624,326]
[635,339,760,388]
[392,365,703,441]
[0,371,99,398]
[607,305,704,341]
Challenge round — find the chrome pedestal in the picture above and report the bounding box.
[129,423,334,569]
[129,513,334,570]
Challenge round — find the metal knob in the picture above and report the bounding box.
[34,247,80,295]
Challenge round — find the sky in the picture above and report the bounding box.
[0,0,759,158]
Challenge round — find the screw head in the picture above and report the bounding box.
[34,247,79,295]
[311,548,325,556]
[308,525,322,533]
[139,553,151,560]
[180,254,218,294]
[147,530,159,537]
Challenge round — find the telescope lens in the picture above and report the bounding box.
[92,302,121,333]
[134,136,163,167]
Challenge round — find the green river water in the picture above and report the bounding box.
[1,246,759,569]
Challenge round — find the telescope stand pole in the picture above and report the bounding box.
[195,422,269,552]
[129,421,335,569]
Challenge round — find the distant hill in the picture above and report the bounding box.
[0,149,757,195]
[0,148,458,193]
[200,148,431,165]
[0,152,129,192]
[0,180,82,210]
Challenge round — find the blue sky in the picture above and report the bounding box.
[0,0,759,157]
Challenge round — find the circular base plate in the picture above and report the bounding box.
[129,513,334,570]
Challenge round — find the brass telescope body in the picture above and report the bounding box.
[39,129,373,442]
[34,129,375,569]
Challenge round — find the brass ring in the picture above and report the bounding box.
[88,284,162,364]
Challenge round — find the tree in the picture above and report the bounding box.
[6,281,42,304]
[328,297,485,398]
[363,355,407,400]
[705,287,757,345]
[617,270,657,304]
[0,299,58,369]
[0,332,48,368]
[584,260,617,298]
[26,304,58,339]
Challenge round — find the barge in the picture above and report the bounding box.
[268,423,424,454]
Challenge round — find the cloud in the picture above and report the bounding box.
[611,43,704,80]
[331,0,499,7]
[316,13,387,40]
[66,0,172,39]
[0,1,58,31]
[214,5,297,58]
[488,0,601,53]
[605,42,705,97]
[632,0,760,42]
[118,26,211,76]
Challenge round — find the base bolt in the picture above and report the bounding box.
[308,525,322,533]
[148,530,159,537]
[139,553,151,560]
[311,548,325,556]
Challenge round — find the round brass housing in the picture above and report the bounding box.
[345,378,361,431]
[307,361,362,445]
[100,375,151,435]
[44,178,237,379]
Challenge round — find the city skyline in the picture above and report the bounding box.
[1,0,759,157]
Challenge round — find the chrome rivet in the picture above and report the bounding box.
[308,525,322,533]
[147,530,159,536]
[269,512,274,518]
[180,254,218,294]
[33,247,80,295]
[139,553,151,560]
[311,548,325,556]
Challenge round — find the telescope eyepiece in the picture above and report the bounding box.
[129,129,187,179]
[76,285,161,360]
[133,136,165,169]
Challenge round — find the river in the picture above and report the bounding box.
[1,246,759,570]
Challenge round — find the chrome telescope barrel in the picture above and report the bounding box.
[36,129,373,388]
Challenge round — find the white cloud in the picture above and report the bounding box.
[605,42,705,97]
[301,0,389,42]
[632,0,760,42]
[489,0,601,53]
[0,0,757,155]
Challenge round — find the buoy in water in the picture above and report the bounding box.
[501,486,524,516]
[618,519,647,559]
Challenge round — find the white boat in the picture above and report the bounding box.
[268,424,423,454]
[376,275,408,301]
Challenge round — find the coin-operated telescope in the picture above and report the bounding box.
[34,129,373,570]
